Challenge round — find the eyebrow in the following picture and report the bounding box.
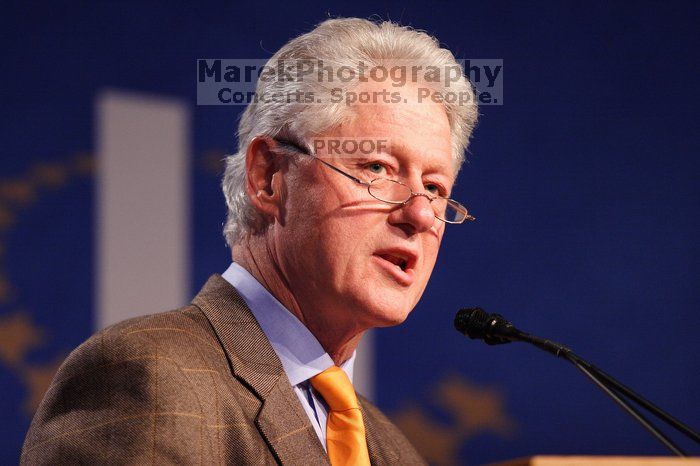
[385,142,454,182]
[277,136,454,186]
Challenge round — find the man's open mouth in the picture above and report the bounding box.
[377,253,409,272]
[374,248,417,273]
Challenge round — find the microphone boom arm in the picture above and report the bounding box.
[454,308,700,455]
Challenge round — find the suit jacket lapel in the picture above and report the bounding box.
[193,275,329,465]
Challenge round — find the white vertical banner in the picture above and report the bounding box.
[96,90,190,329]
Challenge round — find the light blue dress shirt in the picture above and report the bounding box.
[222,262,355,450]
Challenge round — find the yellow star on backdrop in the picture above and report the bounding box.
[0,312,44,366]
[32,163,67,188]
[22,358,63,414]
[393,404,462,466]
[392,374,518,466]
[436,375,517,437]
[0,180,36,205]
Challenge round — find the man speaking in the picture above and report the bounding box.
[22,17,477,465]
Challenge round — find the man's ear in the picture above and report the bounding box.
[245,136,287,222]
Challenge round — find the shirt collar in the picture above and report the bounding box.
[221,262,355,386]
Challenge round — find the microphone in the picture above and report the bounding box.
[453,307,516,345]
[454,307,700,456]
[454,307,570,357]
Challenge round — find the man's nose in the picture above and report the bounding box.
[388,192,435,234]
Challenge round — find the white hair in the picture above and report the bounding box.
[222,17,479,247]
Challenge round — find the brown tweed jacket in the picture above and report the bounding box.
[21,275,425,465]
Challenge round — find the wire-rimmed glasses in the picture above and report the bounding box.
[273,137,475,224]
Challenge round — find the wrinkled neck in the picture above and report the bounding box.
[231,235,363,366]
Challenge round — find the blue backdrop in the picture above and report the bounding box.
[1,2,698,464]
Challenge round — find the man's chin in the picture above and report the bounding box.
[364,304,413,328]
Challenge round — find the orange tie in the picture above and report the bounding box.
[310,366,371,466]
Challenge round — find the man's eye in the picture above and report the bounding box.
[365,163,388,176]
[425,183,445,196]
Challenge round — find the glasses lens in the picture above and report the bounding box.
[368,179,411,204]
[429,199,465,223]
[431,198,449,219]
[368,179,471,224]
[440,199,468,223]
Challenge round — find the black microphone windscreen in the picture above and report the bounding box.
[454,307,491,339]
[455,308,516,345]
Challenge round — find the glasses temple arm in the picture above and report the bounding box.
[274,138,369,187]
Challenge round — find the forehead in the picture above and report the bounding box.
[323,83,455,178]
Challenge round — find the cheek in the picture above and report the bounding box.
[321,219,372,269]
[433,225,446,251]
[420,234,443,272]
[434,222,446,240]
[282,182,328,240]
[281,208,363,274]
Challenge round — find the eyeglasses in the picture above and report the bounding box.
[272,137,475,224]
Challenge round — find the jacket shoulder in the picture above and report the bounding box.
[21,305,229,464]
[89,305,223,364]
